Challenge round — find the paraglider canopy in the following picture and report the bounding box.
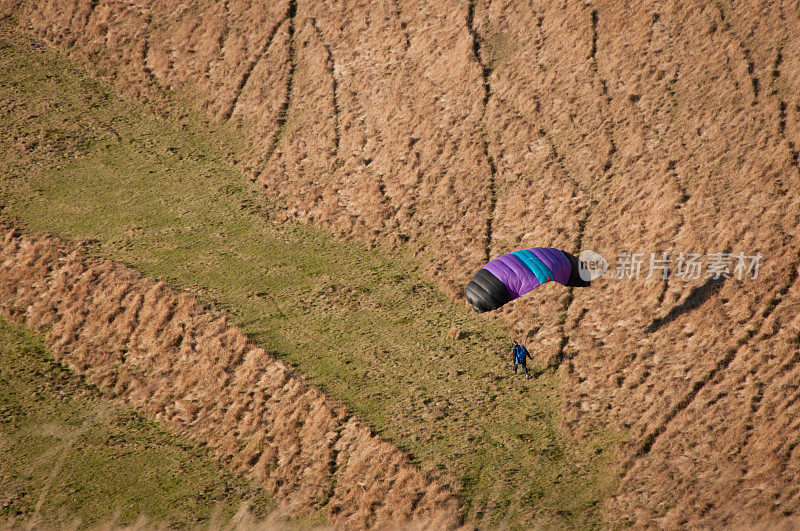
[465,247,590,313]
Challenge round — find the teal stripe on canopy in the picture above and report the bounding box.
[513,249,553,284]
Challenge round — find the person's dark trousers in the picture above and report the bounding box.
[513,363,529,376]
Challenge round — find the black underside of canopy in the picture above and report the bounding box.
[465,268,512,313]
[561,250,592,287]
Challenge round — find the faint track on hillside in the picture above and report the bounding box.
[141,12,157,86]
[543,209,590,375]
[657,7,689,307]
[222,3,293,122]
[589,8,617,176]
[772,44,800,192]
[84,0,98,31]
[466,0,497,263]
[334,65,396,218]
[712,1,759,105]
[33,426,83,520]
[391,0,410,53]
[257,0,298,176]
[773,5,800,187]
[309,17,340,158]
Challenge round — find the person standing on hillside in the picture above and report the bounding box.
[511,340,532,379]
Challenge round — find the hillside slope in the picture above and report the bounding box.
[4,0,800,525]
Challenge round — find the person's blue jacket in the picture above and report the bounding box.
[512,344,530,364]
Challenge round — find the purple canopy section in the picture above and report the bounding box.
[484,253,538,299]
[483,247,573,299]
[533,247,572,285]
